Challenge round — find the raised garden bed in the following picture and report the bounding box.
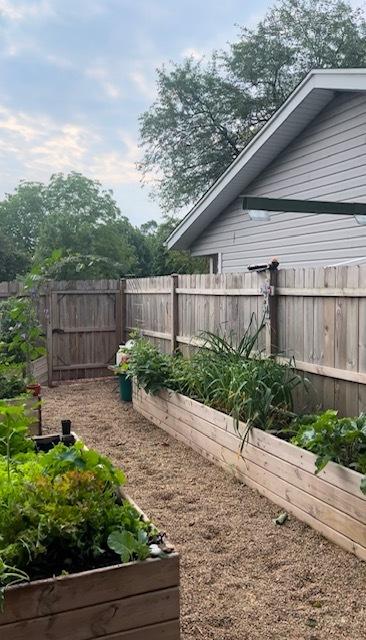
[29,355,48,385]
[0,428,180,640]
[133,386,366,561]
[1,518,179,640]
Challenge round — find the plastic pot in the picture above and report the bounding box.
[118,373,132,402]
[26,383,41,397]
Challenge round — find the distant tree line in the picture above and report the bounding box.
[0,172,205,281]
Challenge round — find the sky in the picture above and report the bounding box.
[0,0,271,226]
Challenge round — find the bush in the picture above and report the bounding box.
[127,337,173,395]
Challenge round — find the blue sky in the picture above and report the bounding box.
[0,0,271,226]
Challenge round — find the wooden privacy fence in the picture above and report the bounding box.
[123,266,366,417]
[2,266,366,415]
[0,279,123,383]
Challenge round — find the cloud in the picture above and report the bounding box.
[129,70,155,100]
[85,64,122,100]
[181,47,204,60]
[0,106,46,141]
[0,0,54,21]
[45,53,74,70]
[0,104,142,188]
[30,124,99,172]
[87,130,141,185]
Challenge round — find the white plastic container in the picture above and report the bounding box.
[116,345,124,366]
[116,340,135,365]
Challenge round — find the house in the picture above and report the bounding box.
[167,69,366,272]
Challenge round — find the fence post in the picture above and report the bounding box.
[264,269,278,357]
[116,278,126,346]
[170,274,179,353]
[46,285,53,387]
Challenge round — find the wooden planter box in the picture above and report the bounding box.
[0,496,180,640]
[29,355,48,385]
[134,386,366,561]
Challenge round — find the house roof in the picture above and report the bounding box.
[167,69,366,250]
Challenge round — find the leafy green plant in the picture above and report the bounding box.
[129,322,302,438]
[0,560,29,611]
[0,439,154,605]
[292,410,366,490]
[0,401,34,460]
[0,297,45,375]
[107,529,150,563]
[198,313,264,362]
[127,337,173,394]
[0,363,26,399]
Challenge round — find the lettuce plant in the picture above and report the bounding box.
[0,407,157,609]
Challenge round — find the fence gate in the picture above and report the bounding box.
[48,281,121,381]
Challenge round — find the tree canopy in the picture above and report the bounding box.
[139,0,366,211]
[0,172,204,281]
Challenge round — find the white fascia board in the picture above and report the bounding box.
[167,69,366,251]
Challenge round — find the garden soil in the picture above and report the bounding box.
[43,379,366,640]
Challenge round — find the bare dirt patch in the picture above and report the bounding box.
[43,379,366,640]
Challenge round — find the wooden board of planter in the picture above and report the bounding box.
[29,355,48,385]
[0,496,180,640]
[133,386,366,561]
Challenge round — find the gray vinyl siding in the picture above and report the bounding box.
[190,91,366,272]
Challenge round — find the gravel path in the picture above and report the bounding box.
[43,379,366,640]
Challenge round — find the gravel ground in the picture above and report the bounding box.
[43,379,366,640]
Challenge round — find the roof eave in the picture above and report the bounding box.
[167,68,366,251]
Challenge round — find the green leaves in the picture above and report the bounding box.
[130,329,303,436]
[107,530,150,563]
[292,411,366,490]
[127,338,173,395]
[0,440,152,606]
[39,441,126,487]
[0,364,26,400]
[0,401,34,459]
[0,560,29,611]
[0,296,45,375]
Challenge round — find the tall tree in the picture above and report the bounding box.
[35,172,121,259]
[0,182,45,256]
[0,172,208,281]
[138,58,254,211]
[0,232,30,281]
[140,217,207,274]
[139,0,366,211]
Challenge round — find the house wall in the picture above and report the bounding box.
[190,91,366,272]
